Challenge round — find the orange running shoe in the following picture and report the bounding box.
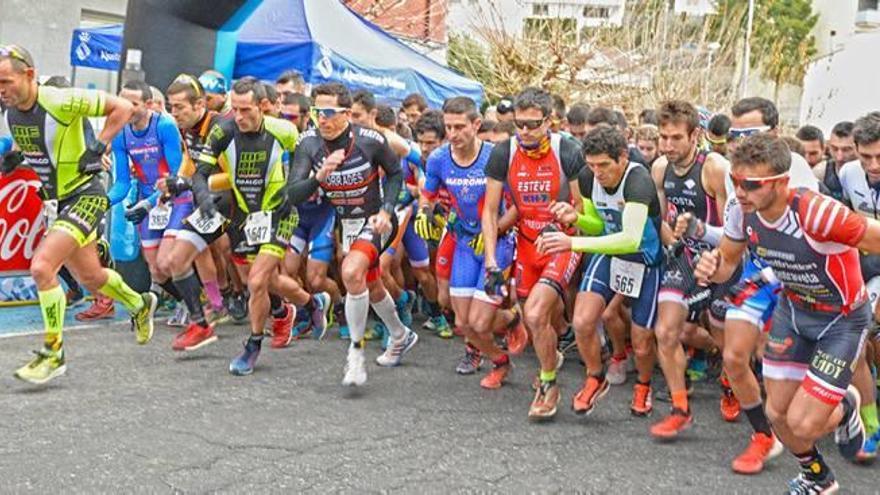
[631,382,653,417]
[172,322,218,351]
[720,388,741,422]
[572,376,610,416]
[731,432,784,474]
[75,294,115,321]
[528,382,560,421]
[270,304,295,348]
[480,362,512,389]
[506,310,528,355]
[650,408,693,440]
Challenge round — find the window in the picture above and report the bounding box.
[583,6,611,19]
[532,3,550,16]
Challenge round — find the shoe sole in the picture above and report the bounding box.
[528,406,558,422]
[15,364,67,385]
[76,312,115,322]
[650,418,694,441]
[573,381,611,416]
[183,335,219,352]
[376,331,419,367]
[229,368,254,376]
[314,294,331,341]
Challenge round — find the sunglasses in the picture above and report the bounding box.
[311,106,349,119]
[280,112,300,122]
[514,118,546,130]
[705,133,727,145]
[0,45,32,68]
[729,126,770,141]
[729,171,789,191]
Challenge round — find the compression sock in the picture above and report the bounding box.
[794,446,831,481]
[203,280,224,312]
[861,403,880,436]
[742,401,773,436]
[39,285,66,352]
[99,269,144,312]
[173,269,208,326]
[345,291,370,345]
[371,292,408,341]
[158,279,183,301]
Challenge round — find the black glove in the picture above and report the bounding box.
[0,150,24,175]
[484,267,507,297]
[124,199,151,224]
[166,176,191,197]
[194,189,217,218]
[78,140,107,175]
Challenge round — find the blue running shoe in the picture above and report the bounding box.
[291,320,311,340]
[365,321,385,341]
[395,291,413,328]
[229,337,262,376]
[377,322,391,351]
[311,292,331,340]
[338,325,350,340]
[857,429,880,463]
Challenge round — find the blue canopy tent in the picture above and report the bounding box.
[70,24,123,70]
[231,0,483,108]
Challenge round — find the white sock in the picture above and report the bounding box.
[371,292,407,341]
[345,290,370,344]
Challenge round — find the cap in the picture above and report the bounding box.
[198,70,228,95]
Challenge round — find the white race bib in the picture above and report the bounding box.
[244,210,272,246]
[147,203,172,230]
[42,200,58,228]
[341,217,367,253]
[610,257,645,298]
[187,209,225,234]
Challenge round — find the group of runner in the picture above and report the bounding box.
[1,43,879,493]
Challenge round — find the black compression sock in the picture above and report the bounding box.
[743,402,773,436]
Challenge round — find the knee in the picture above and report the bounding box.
[29,257,57,286]
[341,259,364,289]
[571,312,597,336]
[524,310,547,334]
[764,401,787,428]
[723,348,750,379]
[654,324,679,350]
[247,273,270,296]
[632,336,655,359]
[786,411,823,441]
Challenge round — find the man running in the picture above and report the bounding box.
[540,126,662,418]
[287,82,414,387]
[696,133,877,494]
[0,44,156,384]
[482,87,585,420]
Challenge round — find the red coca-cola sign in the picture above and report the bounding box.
[0,168,44,274]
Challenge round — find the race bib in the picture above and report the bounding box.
[148,203,172,230]
[187,209,225,235]
[610,257,645,298]
[341,217,367,253]
[42,200,58,228]
[244,210,272,246]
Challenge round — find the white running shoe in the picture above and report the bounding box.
[342,346,367,386]
[376,328,419,367]
[166,304,189,328]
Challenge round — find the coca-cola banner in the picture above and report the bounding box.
[0,168,44,276]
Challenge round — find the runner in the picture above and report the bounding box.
[482,87,585,420]
[198,70,230,115]
[812,121,857,202]
[0,44,156,384]
[540,126,662,417]
[164,77,329,373]
[695,132,877,494]
[418,96,525,389]
[650,100,730,440]
[287,82,415,387]
[794,125,825,169]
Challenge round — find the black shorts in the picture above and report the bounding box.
[763,298,869,405]
[227,209,297,262]
[658,246,740,324]
[49,179,108,248]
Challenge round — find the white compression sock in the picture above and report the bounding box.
[345,290,370,344]
[371,292,407,341]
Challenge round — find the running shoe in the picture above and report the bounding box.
[270,304,296,349]
[166,304,189,328]
[395,291,413,328]
[631,382,653,416]
[291,320,312,340]
[342,345,367,386]
[75,294,115,321]
[365,322,385,342]
[132,292,158,345]
[650,408,693,440]
[431,315,452,339]
[206,307,231,326]
[856,430,880,464]
[731,432,784,475]
[229,337,262,376]
[835,385,865,461]
[607,354,627,386]
[557,326,577,355]
[456,345,483,375]
[720,388,741,422]
[376,328,419,367]
[786,472,838,495]
[572,376,610,416]
[686,355,709,382]
[310,292,331,340]
[14,347,66,384]
[228,292,248,323]
[528,382,560,421]
[172,322,217,351]
[506,309,528,355]
[480,362,512,389]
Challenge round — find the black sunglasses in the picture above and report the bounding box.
[514,118,546,130]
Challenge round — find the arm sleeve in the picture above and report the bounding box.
[723,197,746,242]
[287,139,321,205]
[570,202,648,254]
[799,190,868,246]
[575,199,605,236]
[106,134,131,206]
[484,140,511,182]
[374,140,402,213]
[47,87,107,119]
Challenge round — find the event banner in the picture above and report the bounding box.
[0,168,44,303]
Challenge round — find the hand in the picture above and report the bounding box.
[165,176,191,196]
[316,149,345,182]
[369,210,392,235]
[156,178,168,195]
[694,248,719,286]
[124,199,151,224]
[536,231,572,255]
[549,201,577,225]
[414,207,433,240]
[468,232,484,256]
[483,267,507,297]
[78,140,107,175]
[673,213,694,239]
[0,151,24,175]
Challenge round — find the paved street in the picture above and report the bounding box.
[0,317,875,493]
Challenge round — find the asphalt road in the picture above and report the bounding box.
[0,317,875,493]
